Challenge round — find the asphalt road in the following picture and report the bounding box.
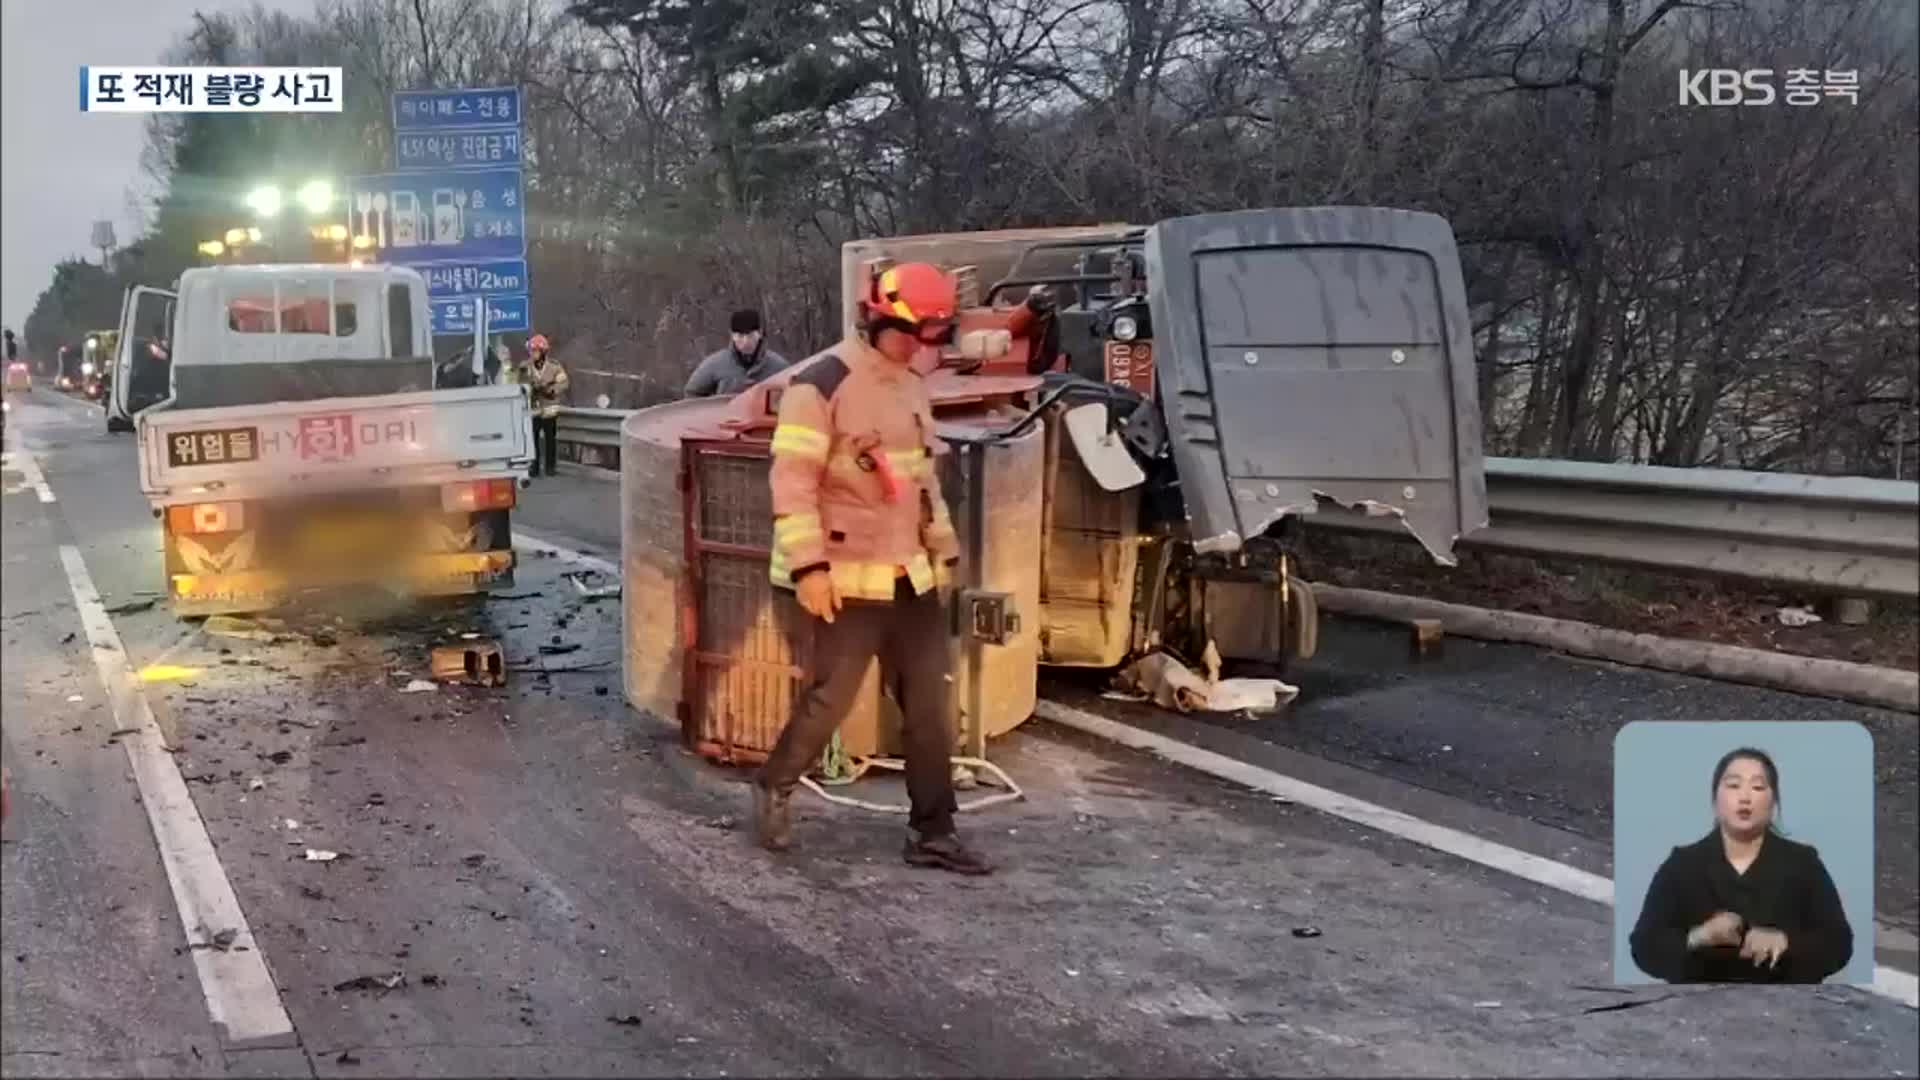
[521,462,1920,940]
[3,390,1916,1078]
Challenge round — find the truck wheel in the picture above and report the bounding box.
[107,414,133,434]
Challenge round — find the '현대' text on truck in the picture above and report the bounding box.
[118,263,533,617]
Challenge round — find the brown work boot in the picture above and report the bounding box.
[903,830,993,876]
[753,783,793,852]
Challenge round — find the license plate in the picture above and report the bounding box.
[167,427,260,468]
[1103,341,1155,397]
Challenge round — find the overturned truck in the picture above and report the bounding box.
[621,207,1488,763]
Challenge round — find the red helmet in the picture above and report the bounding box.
[527,333,550,353]
[864,262,956,341]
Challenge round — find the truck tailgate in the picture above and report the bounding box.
[140,385,531,499]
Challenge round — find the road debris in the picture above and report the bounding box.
[335,1050,361,1066]
[565,570,620,600]
[334,972,407,993]
[246,777,266,791]
[607,1015,644,1027]
[399,679,438,694]
[105,598,158,615]
[1776,605,1823,627]
[204,615,281,642]
[1290,926,1322,938]
[304,848,344,862]
[1116,650,1298,713]
[191,927,240,952]
[430,641,506,687]
[66,694,84,704]
[538,643,582,656]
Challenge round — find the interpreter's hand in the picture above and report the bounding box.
[1690,910,1746,949]
[1740,926,1789,969]
[795,571,841,624]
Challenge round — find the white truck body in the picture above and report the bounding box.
[121,263,533,616]
[139,386,530,503]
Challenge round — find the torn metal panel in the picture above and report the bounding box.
[1144,207,1490,563]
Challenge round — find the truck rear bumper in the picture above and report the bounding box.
[170,551,515,617]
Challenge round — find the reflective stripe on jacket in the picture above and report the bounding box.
[768,337,960,602]
[526,357,569,418]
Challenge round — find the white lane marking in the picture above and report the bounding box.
[513,527,618,576]
[56,545,296,1043]
[1033,700,1920,1010]
[3,448,58,502]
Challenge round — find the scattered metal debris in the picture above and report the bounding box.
[304,849,344,862]
[430,641,506,687]
[399,679,438,694]
[538,643,582,656]
[1290,926,1322,939]
[607,1015,643,1027]
[105,598,158,615]
[334,972,406,993]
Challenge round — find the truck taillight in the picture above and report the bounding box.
[441,479,515,513]
[167,501,246,535]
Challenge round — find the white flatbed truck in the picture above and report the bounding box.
[118,264,532,617]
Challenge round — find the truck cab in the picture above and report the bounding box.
[124,263,533,617]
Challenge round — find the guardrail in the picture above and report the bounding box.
[556,408,1920,599]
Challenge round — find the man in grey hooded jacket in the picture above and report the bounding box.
[683,309,790,398]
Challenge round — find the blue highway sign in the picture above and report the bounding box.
[395,127,522,171]
[394,86,520,130]
[432,293,530,336]
[346,168,525,262]
[416,258,529,300]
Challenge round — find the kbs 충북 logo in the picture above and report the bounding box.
[1679,69,1859,107]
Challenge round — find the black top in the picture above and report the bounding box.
[1629,829,1853,984]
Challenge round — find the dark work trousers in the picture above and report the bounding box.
[759,576,959,837]
[533,415,559,475]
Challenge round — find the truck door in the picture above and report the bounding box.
[112,286,177,427]
[1144,208,1489,562]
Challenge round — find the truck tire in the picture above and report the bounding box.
[107,414,133,434]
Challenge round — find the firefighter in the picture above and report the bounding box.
[522,334,569,477]
[754,261,991,876]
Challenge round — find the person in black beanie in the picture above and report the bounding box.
[683,308,791,398]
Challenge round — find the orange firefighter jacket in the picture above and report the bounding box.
[768,337,960,602]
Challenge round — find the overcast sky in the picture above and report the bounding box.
[1,0,317,336]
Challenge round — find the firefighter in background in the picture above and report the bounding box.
[522,334,569,478]
[754,261,992,876]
